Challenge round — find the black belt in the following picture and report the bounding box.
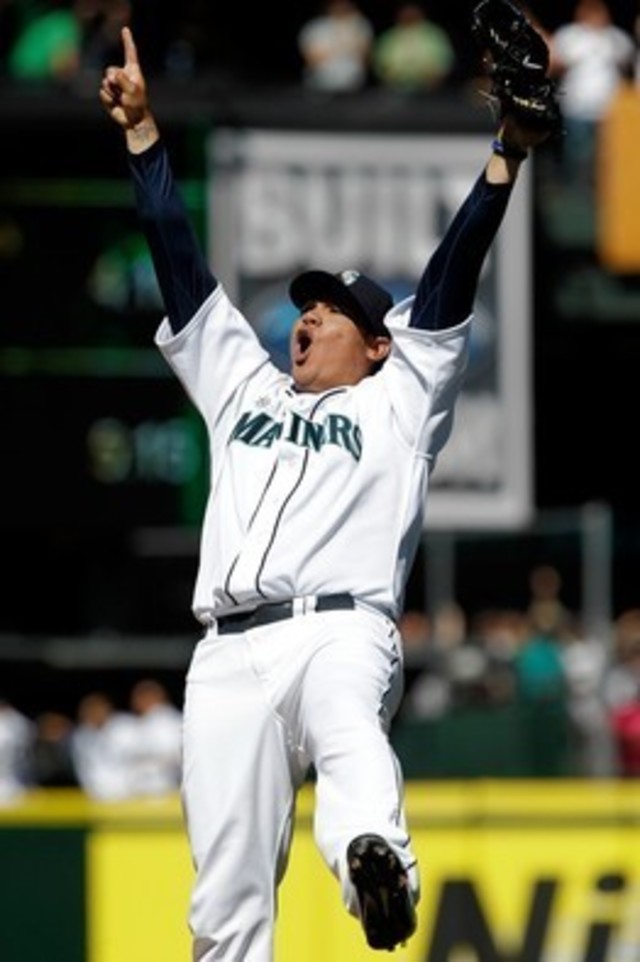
[216,593,355,635]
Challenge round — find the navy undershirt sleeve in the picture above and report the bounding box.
[410,172,514,330]
[128,140,217,333]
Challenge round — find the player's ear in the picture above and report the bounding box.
[365,336,391,365]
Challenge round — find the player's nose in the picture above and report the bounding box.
[300,303,322,325]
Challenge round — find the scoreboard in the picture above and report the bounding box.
[0,110,207,634]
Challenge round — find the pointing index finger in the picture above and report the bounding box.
[122,26,138,67]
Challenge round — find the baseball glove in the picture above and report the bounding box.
[471,0,562,135]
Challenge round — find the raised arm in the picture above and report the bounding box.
[100,27,217,332]
[410,0,560,331]
[410,115,548,332]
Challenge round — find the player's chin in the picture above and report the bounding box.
[292,369,310,391]
[291,362,320,393]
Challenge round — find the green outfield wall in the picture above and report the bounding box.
[2,782,640,962]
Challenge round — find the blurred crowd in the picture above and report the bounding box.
[398,566,640,780]
[0,0,636,98]
[0,0,465,92]
[296,0,458,95]
[0,0,132,88]
[0,677,182,804]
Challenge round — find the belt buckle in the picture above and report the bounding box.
[293,596,318,617]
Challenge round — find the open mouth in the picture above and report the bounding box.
[294,328,313,363]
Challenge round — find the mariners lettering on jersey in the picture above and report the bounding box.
[230,410,362,461]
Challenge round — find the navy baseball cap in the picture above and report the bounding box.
[289,269,393,337]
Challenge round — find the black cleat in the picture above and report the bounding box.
[471,0,549,76]
[347,834,417,952]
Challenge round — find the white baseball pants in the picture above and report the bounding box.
[181,606,419,961]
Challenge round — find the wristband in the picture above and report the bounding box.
[491,137,528,161]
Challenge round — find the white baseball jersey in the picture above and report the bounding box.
[155,285,471,624]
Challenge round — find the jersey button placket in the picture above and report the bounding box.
[226,418,304,598]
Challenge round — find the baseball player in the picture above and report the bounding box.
[99,8,556,958]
